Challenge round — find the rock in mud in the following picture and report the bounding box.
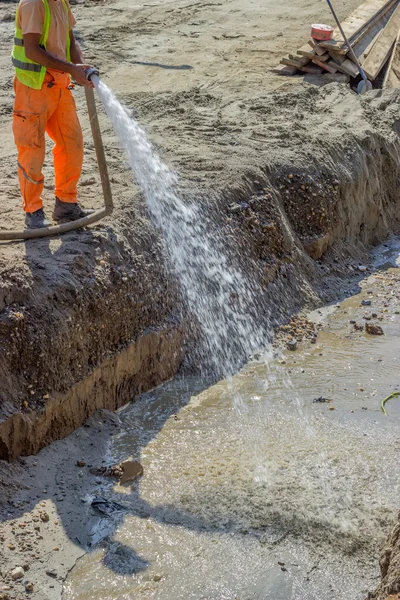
[365,323,384,336]
[90,460,143,484]
[287,339,298,351]
[119,460,144,484]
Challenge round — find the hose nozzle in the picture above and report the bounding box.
[85,67,100,81]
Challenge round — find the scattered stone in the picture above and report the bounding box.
[365,323,384,335]
[45,570,57,579]
[25,582,34,592]
[313,397,332,403]
[90,460,143,484]
[76,460,86,467]
[119,460,144,485]
[153,574,162,582]
[287,339,297,351]
[354,323,364,331]
[329,406,335,411]
[10,567,24,580]
[361,299,372,306]
[358,265,367,272]
[40,512,49,522]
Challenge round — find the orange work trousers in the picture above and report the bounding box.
[12,74,83,213]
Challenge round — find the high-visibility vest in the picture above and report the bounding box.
[12,0,71,90]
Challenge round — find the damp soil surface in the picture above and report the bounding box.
[0,239,399,599]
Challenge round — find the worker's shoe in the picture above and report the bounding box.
[25,208,51,229]
[53,197,95,222]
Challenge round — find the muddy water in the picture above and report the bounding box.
[63,247,400,600]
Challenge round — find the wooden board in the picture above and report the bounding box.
[299,64,324,74]
[308,38,328,55]
[383,32,400,86]
[362,2,400,79]
[319,0,397,52]
[312,58,338,72]
[281,56,310,68]
[331,58,360,76]
[344,0,398,49]
[272,64,299,75]
[351,7,394,61]
[297,49,317,58]
[296,43,316,59]
[329,50,347,64]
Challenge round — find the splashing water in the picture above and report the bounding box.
[93,76,270,376]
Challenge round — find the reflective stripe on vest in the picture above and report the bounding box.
[12,57,42,72]
[12,0,71,90]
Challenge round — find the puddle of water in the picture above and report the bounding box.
[63,260,400,600]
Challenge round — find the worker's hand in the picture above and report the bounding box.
[69,64,94,87]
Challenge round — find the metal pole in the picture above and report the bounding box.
[84,85,113,214]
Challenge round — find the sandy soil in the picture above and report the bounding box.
[0,0,400,596]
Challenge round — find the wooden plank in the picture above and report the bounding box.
[299,64,324,74]
[322,1,396,64]
[308,38,328,55]
[272,64,299,76]
[299,51,330,61]
[362,3,400,79]
[281,56,310,68]
[297,49,317,59]
[383,31,400,86]
[344,0,398,48]
[296,43,316,58]
[331,58,360,76]
[319,0,397,51]
[385,43,400,86]
[351,7,394,61]
[321,40,347,54]
[312,58,338,72]
[328,50,347,64]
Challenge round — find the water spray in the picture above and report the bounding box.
[0,67,113,241]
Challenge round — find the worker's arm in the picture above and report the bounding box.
[23,32,92,86]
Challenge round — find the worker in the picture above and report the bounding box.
[11,0,94,229]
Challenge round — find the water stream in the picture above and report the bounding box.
[93,76,269,376]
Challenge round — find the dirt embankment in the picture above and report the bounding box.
[368,514,400,600]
